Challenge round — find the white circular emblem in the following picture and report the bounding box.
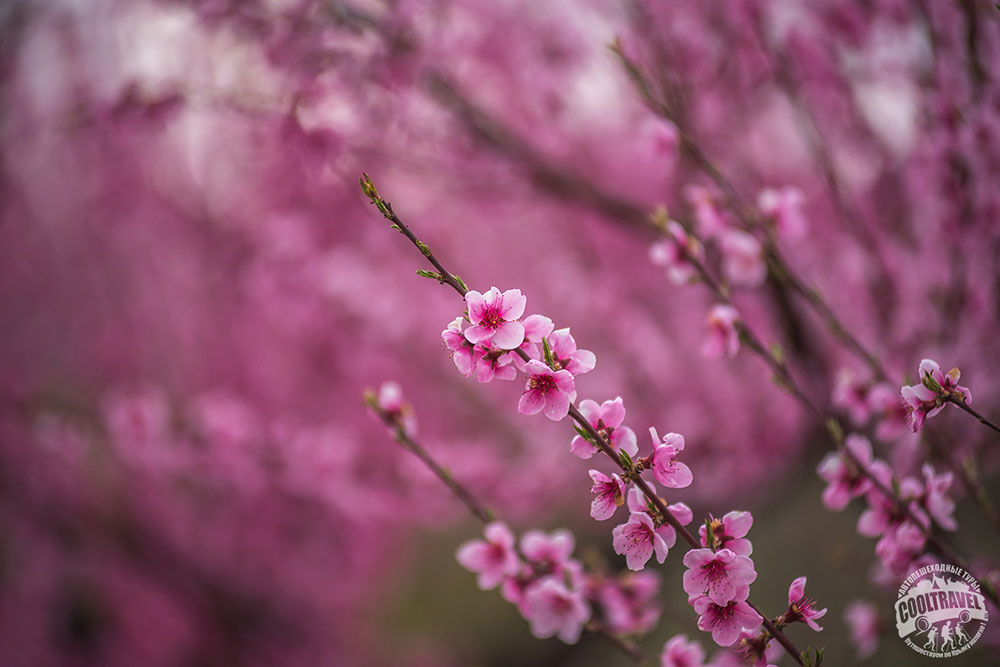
[896,563,988,657]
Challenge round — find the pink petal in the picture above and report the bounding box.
[499,289,526,320]
[568,350,596,374]
[723,511,753,538]
[601,397,626,427]
[464,324,494,345]
[491,321,526,350]
[544,391,571,421]
[518,390,545,415]
[616,427,638,457]
[578,399,601,425]
[571,436,597,459]
[522,314,554,342]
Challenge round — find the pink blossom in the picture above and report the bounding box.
[464,287,527,350]
[900,382,941,432]
[474,348,517,383]
[719,230,767,287]
[783,577,827,631]
[547,328,596,375]
[692,595,763,647]
[649,428,694,489]
[442,316,480,376]
[757,187,807,240]
[589,469,628,520]
[456,522,521,590]
[919,358,971,402]
[513,314,556,371]
[874,520,927,574]
[686,185,728,239]
[597,571,661,635]
[650,221,704,285]
[375,381,417,437]
[521,577,591,644]
[901,358,972,431]
[921,464,957,531]
[520,529,575,572]
[571,397,638,460]
[844,600,880,659]
[625,485,693,531]
[682,548,757,605]
[518,360,576,421]
[702,305,740,359]
[816,433,874,510]
[660,634,706,667]
[612,511,675,571]
[699,511,753,556]
[833,369,873,426]
[866,383,908,441]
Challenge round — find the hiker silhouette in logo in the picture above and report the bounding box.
[924,625,938,651]
[940,621,954,651]
[954,618,971,646]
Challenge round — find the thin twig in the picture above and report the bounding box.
[946,395,1000,438]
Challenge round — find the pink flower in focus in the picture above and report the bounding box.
[589,469,627,521]
[474,347,517,383]
[650,221,704,285]
[571,397,638,460]
[548,328,596,375]
[699,511,753,556]
[758,186,807,240]
[521,577,591,644]
[660,634,705,667]
[702,305,740,359]
[442,316,480,377]
[682,548,757,605]
[612,511,676,571]
[921,464,957,531]
[515,313,555,368]
[844,600,879,659]
[649,428,693,489]
[464,287,527,350]
[686,185,728,239]
[901,358,972,432]
[520,529,575,573]
[518,360,576,421]
[625,485,693,531]
[919,359,971,401]
[456,522,521,590]
[691,595,763,647]
[816,433,874,511]
[719,230,767,287]
[900,382,940,432]
[784,576,827,631]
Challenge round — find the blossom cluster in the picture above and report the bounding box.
[456,522,662,643]
[443,287,594,420]
[440,283,828,655]
[818,433,958,576]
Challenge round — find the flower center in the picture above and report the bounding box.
[528,374,556,395]
[480,305,504,329]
